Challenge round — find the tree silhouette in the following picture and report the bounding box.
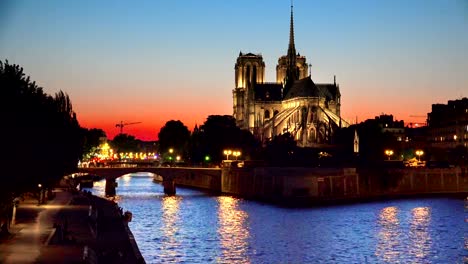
[111,133,140,154]
[193,115,258,163]
[264,132,297,166]
[82,128,107,160]
[158,120,190,159]
[0,60,83,232]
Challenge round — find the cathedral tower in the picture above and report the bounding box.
[233,52,265,130]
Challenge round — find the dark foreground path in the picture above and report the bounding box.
[0,189,144,264]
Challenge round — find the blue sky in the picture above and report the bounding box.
[1,0,467,140]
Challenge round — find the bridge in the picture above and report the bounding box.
[77,167,222,196]
[74,166,468,205]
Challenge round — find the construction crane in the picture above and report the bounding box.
[408,115,427,127]
[115,121,142,134]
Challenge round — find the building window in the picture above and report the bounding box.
[265,110,270,119]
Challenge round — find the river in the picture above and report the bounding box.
[85,173,467,263]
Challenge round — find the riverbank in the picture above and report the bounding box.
[0,189,145,263]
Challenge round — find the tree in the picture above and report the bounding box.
[264,132,297,166]
[194,115,259,163]
[0,60,83,233]
[158,120,190,159]
[111,133,140,154]
[82,128,107,160]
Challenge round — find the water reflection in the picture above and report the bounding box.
[376,206,402,262]
[85,177,466,263]
[409,207,431,260]
[121,174,132,186]
[160,196,182,262]
[217,196,250,264]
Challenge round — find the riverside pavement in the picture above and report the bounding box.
[0,188,144,263]
[0,189,84,263]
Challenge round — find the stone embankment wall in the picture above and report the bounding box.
[221,167,359,202]
[60,192,146,263]
[153,167,359,201]
[155,168,221,192]
[92,195,145,263]
[362,167,468,197]
[152,167,467,203]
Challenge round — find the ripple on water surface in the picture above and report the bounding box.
[85,175,467,263]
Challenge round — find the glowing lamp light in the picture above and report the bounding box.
[384,149,393,160]
[205,155,210,161]
[233,151,241,160]
[223,149,233,160]
[415,150,424,161]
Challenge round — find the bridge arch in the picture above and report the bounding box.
[76,167,221,196]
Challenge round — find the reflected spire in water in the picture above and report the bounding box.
[217,196,250,263]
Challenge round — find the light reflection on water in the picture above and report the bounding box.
[410,207,431,261]
[376,206,402,262]
[160,196,182,262]
[84,174,467,263]
[217,196,250,264]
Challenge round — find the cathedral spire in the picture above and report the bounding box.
[285,1,298,87]
[288,2,296,60]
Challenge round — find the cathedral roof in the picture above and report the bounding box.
[284,77,340,101]
[254,83,282,101]
[316,84,340,99]
[284,77,320,100]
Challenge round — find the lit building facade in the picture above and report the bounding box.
[427,97,468,148]
[232,5,347,147]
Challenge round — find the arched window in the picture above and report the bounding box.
[274,110,279,116]
[265,110,270,119]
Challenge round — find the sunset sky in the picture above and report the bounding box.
[1,0,467,140]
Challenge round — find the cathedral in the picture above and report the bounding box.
[232,5,348,147]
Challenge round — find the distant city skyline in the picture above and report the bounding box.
[1,0,467,140]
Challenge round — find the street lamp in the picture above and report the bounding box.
[38,184,42,205]
[168,148,174,163]
[384,149,393,160]
[415,150,424,161]
[233,151,241,160]
[223,150,232,160]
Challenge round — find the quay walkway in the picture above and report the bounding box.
[0,189,144,263]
